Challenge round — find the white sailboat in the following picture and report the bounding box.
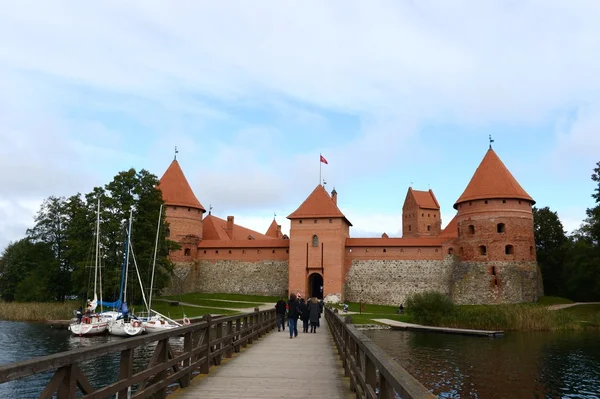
[143,204,183,333]
[108,209,144,337]
[69,199,109,336]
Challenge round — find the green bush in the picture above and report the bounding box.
[405,291,455,325]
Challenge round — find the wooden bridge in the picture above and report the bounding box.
[0,307,435,399]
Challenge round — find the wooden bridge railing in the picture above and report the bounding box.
[0,308,276,399]
[324,307,436,399]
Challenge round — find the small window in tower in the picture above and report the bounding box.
[228,250,232,254]
[184,248,191,256]
[314,219,317,224]
[479,245,487,256]
[469,225,475,234]
[427,225,431,231]
[329,218,333,223]
[242,249,246,254]
[497,223,506,233]
[408,225,412,232]
[448,248,454,255]
[502,200,506,204]
[348,248,352,253]
[215,250,219,254]
[428,214,430,217]
[491,266,497,275]
[383,248,387,253]
[505,245,514,255]
[519,200,522,204]
[312,235,319,247]
[422,213,424,217]
[434,214,436,218]
[188,208,191,211]
[286,249,289,254]
[299,220,303,224]
[400,248,404,252]
[203,250,207,254]
[365,248,369,252]
[272,250,275,254]
[257,249,261,254]
[469,202,472,206]
[484,200,488,204]
[529,246,534,256]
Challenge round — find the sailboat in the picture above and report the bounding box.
[107,208,145,337]
[68,199,109,336]
[142,204,183,333]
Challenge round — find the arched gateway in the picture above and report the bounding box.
[308,273,324,299]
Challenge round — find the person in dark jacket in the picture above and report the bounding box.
[309,297,321,333]
[275,297,287,332]
[299,298,310,333]
[287,293,299,338]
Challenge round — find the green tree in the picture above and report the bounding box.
[532,206,568,297]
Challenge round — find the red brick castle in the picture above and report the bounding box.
[158,146,543,305]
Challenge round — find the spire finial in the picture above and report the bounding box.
[273,212,277,220]
[489,134,494,149]
[322,178,327,187]
[208,204,212,215]
[174,146,179,160]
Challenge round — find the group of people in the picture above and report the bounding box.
[275,293,324,338]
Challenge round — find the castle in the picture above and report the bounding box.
[158,145,544,305]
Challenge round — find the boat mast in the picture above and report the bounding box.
[148,204,163,315]
[123,208,133,305]
[94,198,100,301]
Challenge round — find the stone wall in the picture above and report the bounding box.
[163,260,289,297]
[344,257,455,306]
[451,260,543,304]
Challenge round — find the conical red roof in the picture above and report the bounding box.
[287,185,352,225]
[265,219,283,238]
[454,148,534,209]
[157,160,206,211]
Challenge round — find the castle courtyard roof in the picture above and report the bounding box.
[287,185,352,226]
[158,160,206,211]
[202,214,273,241]
[409,188,440,209]
[454,148,535,209]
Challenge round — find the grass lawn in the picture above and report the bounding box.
[329,302,412,325]
[536,296,575,306]
[148,302,239,319]
[560,304,600,326]
[154,296,263,309]
[158,292,279,304]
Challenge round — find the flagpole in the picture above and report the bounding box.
[319,153,322,186]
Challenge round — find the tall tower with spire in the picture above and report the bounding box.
[451,144,541,303]
[157,158,206,260]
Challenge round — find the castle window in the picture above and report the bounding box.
[299,220,303,224]
[173,206,177,210]
[383,248,387,253]
[184,248,191,256]
[422,213,424,217]
[505,245,514,255]
[348,249,352,253]
[329,218,333,223]
[519,200,522,204]
[400,248,404,252]
[314,219,317,224]
[479,245,487,256]
[469,202,472,206]
[188,208,191,211]
[484,200,488,204]
[428,214,430,217]
[434,214,436,218]
[365,248,369,252]
[203,250,207,254]
[242,249,246,254]
[502,200,506,204]
[448,248,454,255]
[491,266,496,275]
[272,250,275,254]
[215,250,219,254]
[286,249,289,254]
[427,225,431,231]
[408,225,412,232]
[530,246,534,256]
[497,223,506,233]
[257,249,261,254]
[468,225,475,234]
[312,235,319,247]
[228,250,232,254]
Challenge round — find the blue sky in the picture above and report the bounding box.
[1,1,599,250]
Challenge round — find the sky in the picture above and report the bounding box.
[1,1,600,251]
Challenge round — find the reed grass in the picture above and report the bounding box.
[0,301,79,321]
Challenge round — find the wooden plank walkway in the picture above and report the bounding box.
[373,318,504,337]
[171,317,353,398]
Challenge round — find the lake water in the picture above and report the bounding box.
[0,320,185,398]
[364,329,600,399]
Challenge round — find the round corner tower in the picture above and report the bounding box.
[451,146,541,304]
[453,147,536,262]
[157,159,206,259]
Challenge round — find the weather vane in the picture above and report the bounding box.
[489,134,495,149]
[174,146,179,160]
[209,204,213,215]
[273,212,277,220]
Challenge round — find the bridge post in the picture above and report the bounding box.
[200,314,212,374]
[117,349,133,398]
[225,320,234,358]
[57,365,76,399]
[181,331,193,388]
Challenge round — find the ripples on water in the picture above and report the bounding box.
[0,321,185,399]
[364,329,600,399]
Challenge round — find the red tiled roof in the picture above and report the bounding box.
[454,149,534,209]
[287,185,352,225]
[265,219,283,239]
[198,239,290,249]
[439,215,458,238]
[410,188,440,210]
[157,160,205,211]
[346,237,444,247]
[202,215,273,241]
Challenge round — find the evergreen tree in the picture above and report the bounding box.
[532,206,568,296]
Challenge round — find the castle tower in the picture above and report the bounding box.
[453,147,536,262]
[402,187,442,237]
[157,159,206,260]
[287,185,351,301]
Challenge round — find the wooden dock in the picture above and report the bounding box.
[171,317,353,399]
[372,319,504,337]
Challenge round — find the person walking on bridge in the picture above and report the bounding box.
[275,296,287,332]
[309,297,320,333]
[287,293,300,338]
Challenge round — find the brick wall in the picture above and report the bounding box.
[165,205,204,241]
[164,260,289,297]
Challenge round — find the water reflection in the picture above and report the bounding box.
[0,321,186,399]
[364,329,600,399]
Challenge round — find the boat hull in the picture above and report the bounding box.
[144,320,180,333]
[108,320,144,337]
[69,319,109,336]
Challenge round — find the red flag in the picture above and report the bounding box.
[320,155,328,164]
